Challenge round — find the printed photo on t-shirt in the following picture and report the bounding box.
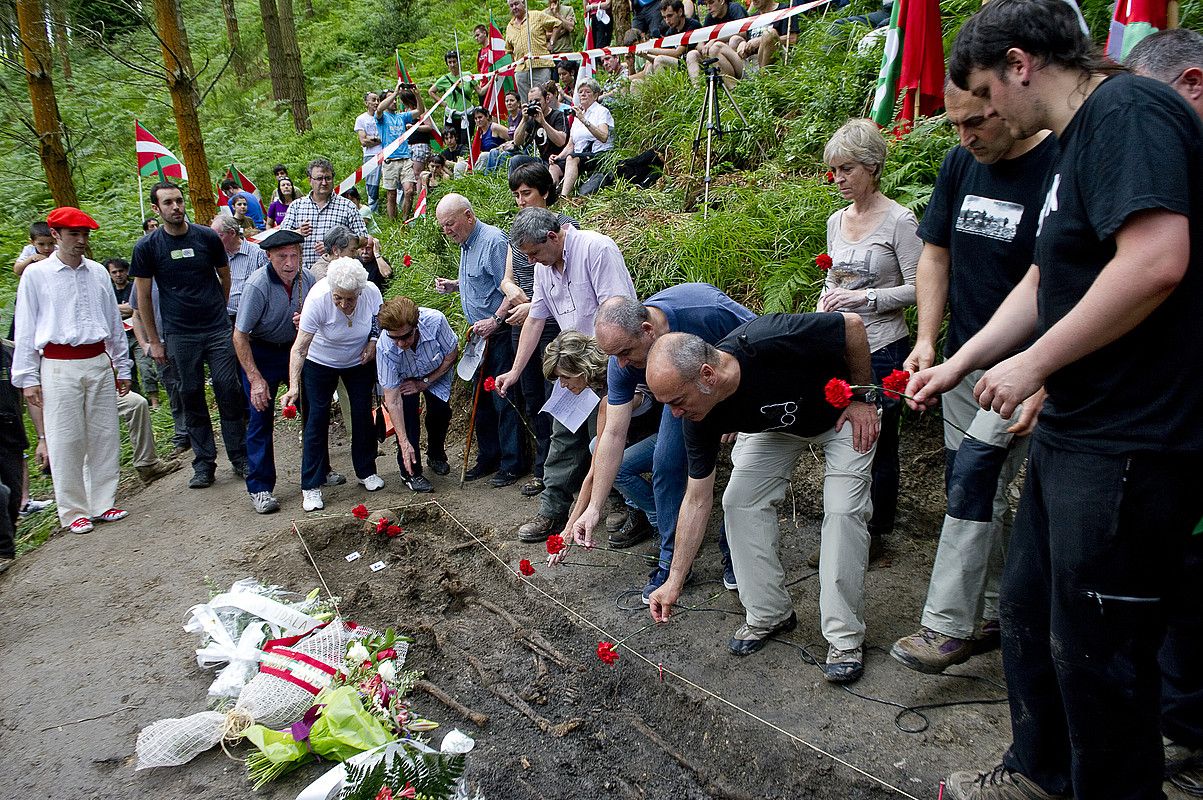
[956,195,1024,242]
[829,250,875,290]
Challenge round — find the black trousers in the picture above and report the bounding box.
[1000,438,1203,799]
[397,391,452,478]
[0,447,21,559]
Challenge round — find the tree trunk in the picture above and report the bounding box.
[276,0,311,132]
[258,0,288,101]
[218,0,246,81]
[15,0,77,208]
[48,0,70,83]
[152,0,216,223]
[304,0,313,17]
[612,0,630,43]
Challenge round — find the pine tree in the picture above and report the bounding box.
[276,0,311,132]
[219,0,247,81]
[14,0,77,207]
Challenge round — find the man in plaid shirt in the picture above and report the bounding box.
[280,157,367,271]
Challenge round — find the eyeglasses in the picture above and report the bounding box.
[387,328,417,343]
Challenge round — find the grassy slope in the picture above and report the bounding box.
[0,0,1199,551]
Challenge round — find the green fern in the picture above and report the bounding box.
[337,744,467,800]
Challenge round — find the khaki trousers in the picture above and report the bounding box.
[724,425,875,651]
[116,390,156,468]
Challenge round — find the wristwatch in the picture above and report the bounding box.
[865,288,878,309]
[855,388,879,404]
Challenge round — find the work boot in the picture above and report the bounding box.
[946,765,1069,800]
[137,458,181,484]
[517,513,565,543]
[891,627,973,674]
[605,495,630,533]
[728,611,798,656]
[608,509,653,548]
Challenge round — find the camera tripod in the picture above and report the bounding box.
[688,58,758,218]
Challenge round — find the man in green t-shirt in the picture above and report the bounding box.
[429,51,478,132]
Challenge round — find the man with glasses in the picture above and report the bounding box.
[232,227,315,513]
[377,295,460,493]
[643,313,879,684]
[280,157,367,271]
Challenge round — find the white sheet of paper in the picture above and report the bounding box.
[540,382,600,433]
[345,551,362,562]
[369,560,387,572]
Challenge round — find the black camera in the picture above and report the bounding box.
[525,102,541,116]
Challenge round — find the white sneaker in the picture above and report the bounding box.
[250,491,280,514]
[302,488,324,512]
[359,474,385,491]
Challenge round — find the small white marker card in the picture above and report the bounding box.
[540,382,600,433]
[369,561,387,572]
[345,551,362,562]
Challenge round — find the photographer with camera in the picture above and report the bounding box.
[375,80,432,221]
[512,85,569,164]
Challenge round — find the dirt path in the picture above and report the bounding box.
[0,419,1133,799]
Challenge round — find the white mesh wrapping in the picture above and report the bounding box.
[136,621,365,770]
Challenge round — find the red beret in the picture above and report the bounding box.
[46,207,99,230]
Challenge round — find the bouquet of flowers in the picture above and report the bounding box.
[136,619,369,770]
[185,578,340,699]
[240,629,443,790]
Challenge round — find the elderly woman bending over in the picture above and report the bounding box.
[818,118,921,554]
[281,257,385,511]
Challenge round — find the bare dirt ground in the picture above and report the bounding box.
[0,414,1185,799]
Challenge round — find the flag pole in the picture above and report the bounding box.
[453,28,469,132]
[138,171,145,222]
[523,0,535,95]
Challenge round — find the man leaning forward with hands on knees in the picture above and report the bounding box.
[12,207,133,535]
[644,312,879,684]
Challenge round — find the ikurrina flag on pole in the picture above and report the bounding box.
[135,121,187,180]
[481,14,516,121]
[406,184,428,224]
[396,50,414,84]
[574,10,596,107]
[1106,0,1169,61]
[869,0,944,129]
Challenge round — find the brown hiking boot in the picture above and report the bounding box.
[947,765,1069,800]
[605,495,630,533]
[137,458,181,484]
[517,514,566,543]
[890,626,973,674]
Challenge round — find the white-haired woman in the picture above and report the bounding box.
[819,118,921,559]
[551,78,614,198]
[281,257,385,511]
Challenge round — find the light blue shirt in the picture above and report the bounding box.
[376,307,459,403]
[226,239,269,315]
[457,220,509,325]
[376,109,415,159]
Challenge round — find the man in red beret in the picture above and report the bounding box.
[11,206,133,535]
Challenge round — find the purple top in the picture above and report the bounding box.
[529,226,636,335]
[267,199,289,226]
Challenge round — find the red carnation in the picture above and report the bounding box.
[597,641,619,665]
[402,253,412,267]
[825,170,835,184]
[376,517,389,534]
[815,253,833,271]
[386,524,403,537]
[518,559,535,576]
[882,369,911,400]
[351,504,370,520]
[282,404,298,419]
[378,647,398,660]
[375,787,394,800]
[545,534,565,555]
[824,378,853,409]
[483,376,496,392]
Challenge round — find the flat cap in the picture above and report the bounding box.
[46,207,99,230]
[256,227,306,250]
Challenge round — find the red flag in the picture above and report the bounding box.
[896,0,944,126]
[574,11,597,106]
[406,184,428,224]
[1106,0,1169,61]
[469,128,483,172]
[217,163,259,206]
[134,121,187,180]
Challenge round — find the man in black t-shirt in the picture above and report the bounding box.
[889,83,1059,677]
[645,314,880,684]
[648,0,703,75]
[131,182,248,489]
[929,2,1203,798]
[512,86,569,164]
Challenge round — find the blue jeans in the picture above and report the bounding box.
[613,433,657,524]
[300,358,377,489]
[869,336,908,538]
[166,326,247,475]
[364,155,381,212]
[474,329,525,476]
[242,341,290,494]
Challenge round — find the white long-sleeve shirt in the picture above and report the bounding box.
[12,253,132,388]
